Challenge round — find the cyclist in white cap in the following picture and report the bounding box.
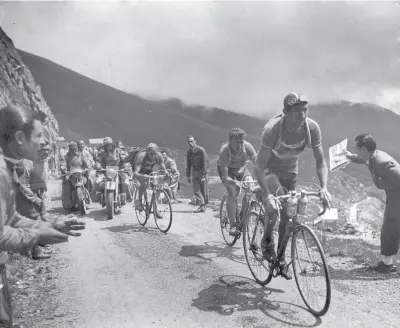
[254,92,331,280]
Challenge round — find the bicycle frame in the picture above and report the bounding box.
[143,171,167,214]
[243,186,332,316]
[255,190,329,277]
[235,173,261,229]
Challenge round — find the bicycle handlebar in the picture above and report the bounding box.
[96,169,131,174]
[272,191,331,217]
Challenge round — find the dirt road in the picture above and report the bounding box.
[36,186,400,328]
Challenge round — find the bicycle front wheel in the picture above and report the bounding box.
[134,188,149,226]
[153,189,173,233]
[291,224,331,316]
[242,211,272,285]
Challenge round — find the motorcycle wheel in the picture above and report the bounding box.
[107,192,114,220]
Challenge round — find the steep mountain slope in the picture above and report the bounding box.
[0,27,58,142]
[19,51,258,153]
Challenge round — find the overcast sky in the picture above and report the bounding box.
[1,1,399,115]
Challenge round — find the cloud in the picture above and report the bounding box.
[1,1,399,115]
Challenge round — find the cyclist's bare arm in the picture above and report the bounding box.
[220,165,236,186]
[247,142,258,166]
[254,146,272,196]
[159,163,168,172]
[312,144,328,190]
[134,163,147,179]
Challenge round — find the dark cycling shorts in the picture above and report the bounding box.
[217,166,251,183]
[139,168,153,175]
[264,168,297,193]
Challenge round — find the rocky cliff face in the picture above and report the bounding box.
[0,26,59,143]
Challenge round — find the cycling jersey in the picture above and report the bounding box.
[135,150,163,175]
[217,140,257,170]
[261,113,321,176]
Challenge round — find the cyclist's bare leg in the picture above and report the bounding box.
[260,174,293,279]
[134,174,147,209]
[226,183,240,234]
[262,174,284,241]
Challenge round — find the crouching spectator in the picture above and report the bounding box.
[0,101,86,327]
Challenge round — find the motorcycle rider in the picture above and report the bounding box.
[77,140,94,192]
[60,142,91,210]
[134,143,168,211]
[94,137,133,204]
[77,140,94,166]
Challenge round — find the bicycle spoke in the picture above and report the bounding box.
[243,212,272,285]
[219,196,238,246]
[153,189,173,233]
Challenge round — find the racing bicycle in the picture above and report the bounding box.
[219,173,260,246]
[134,170,173,233]
[242,185,331,316]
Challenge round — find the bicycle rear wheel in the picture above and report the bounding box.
[134,188,149,226]
[219,196,238,247]
[291,224,331,316]
[153,189,173,233]
[242,211,272,285]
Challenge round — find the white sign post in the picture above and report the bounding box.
[329,139,350,171]
[89,138,105,145]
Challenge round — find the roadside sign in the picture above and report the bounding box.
[89,138,105,145]
[57,137,65,141]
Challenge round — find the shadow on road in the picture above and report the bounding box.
[192,275,322,327]
[327,264,400,282]
[179,241,246,265]
[101,224,160,235]
[47,206,67,215]
[85,209,109,221]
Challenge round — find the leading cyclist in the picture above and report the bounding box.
[254,92,331,280]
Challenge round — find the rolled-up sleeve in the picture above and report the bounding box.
[0,171,40,254]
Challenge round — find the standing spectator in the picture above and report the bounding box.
[47,142,56,178]
[161,150,182,203]
[77,140,94,169]
[345,134,400,273]
[58,146,67,176]
[186,135,208,213]
[59,146,67,159]
[0,101,86,327]
[33,142,51,222]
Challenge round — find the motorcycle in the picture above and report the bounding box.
[97,166,132,220]
[62,168,90,215]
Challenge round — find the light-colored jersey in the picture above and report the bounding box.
[261,114,321,174]
[217,140,257,169]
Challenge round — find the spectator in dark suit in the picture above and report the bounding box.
[345,134,400,273]
[186,135,208,213]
